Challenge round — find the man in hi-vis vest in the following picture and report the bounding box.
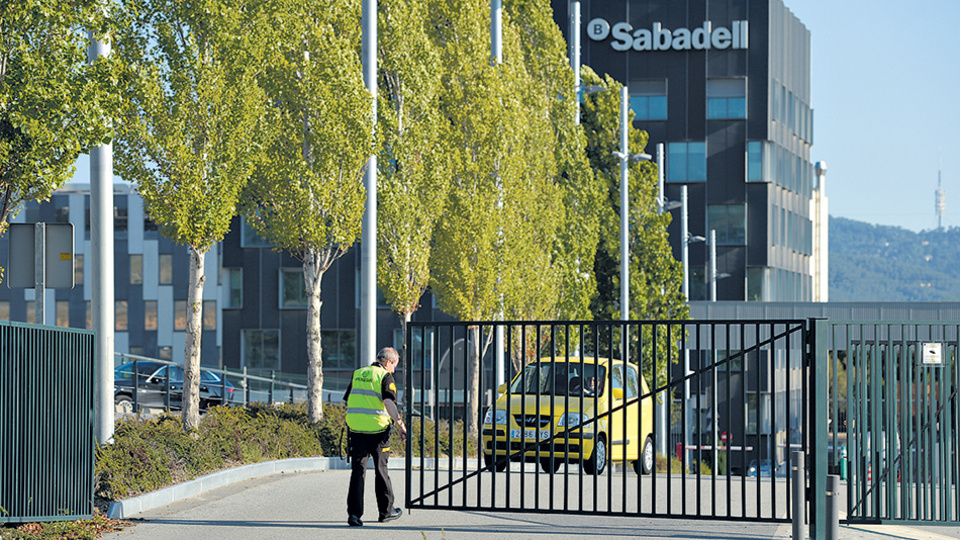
[345,347,406,527]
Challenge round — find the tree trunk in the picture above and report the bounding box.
[304,247,325,423]
[467,324,481,443]
[182,246,206,430]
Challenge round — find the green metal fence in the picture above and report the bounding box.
[0,320,95,523]
[827,321,960,524]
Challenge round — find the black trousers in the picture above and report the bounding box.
[346,428,394,519]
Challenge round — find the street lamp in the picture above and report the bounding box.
[679,186,705,299]
[709,229,731,302]
[611,86,651,320]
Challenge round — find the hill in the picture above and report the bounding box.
[829,216,960,301]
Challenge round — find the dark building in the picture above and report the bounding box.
[553,0,815,301]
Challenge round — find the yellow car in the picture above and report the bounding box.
[481,357,655,475]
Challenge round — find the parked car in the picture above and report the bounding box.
[114,360,235,413]
[481,357,655,476]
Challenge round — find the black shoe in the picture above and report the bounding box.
[378,507,402,523]
[347,515,363,527]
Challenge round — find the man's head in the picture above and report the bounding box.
[376,347,401,373]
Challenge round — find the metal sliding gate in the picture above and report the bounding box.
[826,321,960,524]
[404,319,820,524]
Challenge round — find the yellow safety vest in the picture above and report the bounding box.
[346,364,392,433]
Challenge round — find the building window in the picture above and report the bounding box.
[145,300,158,330]
[747,267,767,302]
[159,254,173,285]
[629,79,667,121]
[85,301,91,329]
[241,217,272,248]
[393,328,435,370]
[130,254,143,284]
[280,268,308,308]
[667,142,706,182]
[175,300,187,331]
[115,301,128,331]
[708,204,747,245]
[707,78,746,119]
[114,206,128,232]
[203,300,216,330]
[75,253,84,286]
[0,301,8,321]
[746,141,773,182]
[223,268,242,308]
[56,300,70,327]
[322,330,356,370]
[26,301,35,324]
[243,329,281,371]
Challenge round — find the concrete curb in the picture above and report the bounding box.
[106,457,351,519]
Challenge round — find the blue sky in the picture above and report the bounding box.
[72,0,960,233]
[788,0,960,232]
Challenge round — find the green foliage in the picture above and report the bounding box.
[654,453,711,475]
[376,0,450,333]
[830,217,960,301]
[0,0,120,241]
[95,405,326,501]
[113,0,267,252]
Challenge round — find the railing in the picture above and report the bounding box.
[114,353,316,411]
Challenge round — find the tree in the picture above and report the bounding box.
[242,0,373,423]
[429,0,571,441]
[376,0,449,349]
[113,0,268,430]
[0,0,118,250]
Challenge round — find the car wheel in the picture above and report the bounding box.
[115,394,134,415]
[583,435,606,475]
[484,453,507,472]
[640,435,654,474]
[539,457,562,474]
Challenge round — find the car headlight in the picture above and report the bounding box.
[557,413,589,428]
[483,409,508,425]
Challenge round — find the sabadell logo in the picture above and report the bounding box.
[587,18,749,52]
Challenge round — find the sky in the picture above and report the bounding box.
[787,0,960,232]
[70,0,960,233]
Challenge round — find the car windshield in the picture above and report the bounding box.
[115,361,161,378]
[509,362,606,397]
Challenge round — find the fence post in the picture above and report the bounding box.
[809,318,829,539]
[242,366,249,406]
[270,370,276,403]
[792,450,805,540]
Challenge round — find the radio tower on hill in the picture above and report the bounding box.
[935,156,946,230]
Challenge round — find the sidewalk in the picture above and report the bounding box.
[101,465,960,540]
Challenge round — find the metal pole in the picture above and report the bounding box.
[619,86,629,321]
[572,1,581,124]
[34,222,45,325]
[490,0,502,65]
[681,186,689,298]
[792,450,805,540]
[89,33,114,445]
[656,143,665,215]
[710,229,717,302]
[360,0,377,366]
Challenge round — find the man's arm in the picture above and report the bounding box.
[382,374,406,439]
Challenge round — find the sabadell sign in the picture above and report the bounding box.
[587,18,749,52]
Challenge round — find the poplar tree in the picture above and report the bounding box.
[0,0,118,245]
[242,0,372,423]
[429,0,568,441]
[376,0,449,347]
[113,0,268,430]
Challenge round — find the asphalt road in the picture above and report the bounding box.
[100,468,960,540]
